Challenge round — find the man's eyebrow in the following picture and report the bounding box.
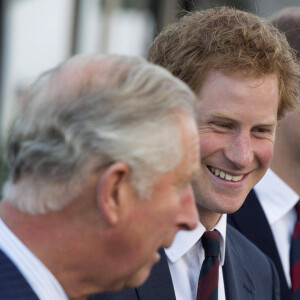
[254,120,277,127]
[204,112,238,122]
[206,112,277,126]
[210,113,233,119]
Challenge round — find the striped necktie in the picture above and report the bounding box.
[196,230,220,300]
[291,200,300,299]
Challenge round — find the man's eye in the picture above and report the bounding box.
[254,127,271,133]
[215,122,231,128]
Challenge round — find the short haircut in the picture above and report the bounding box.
[3,54,196,214]
[269,7,300,59]
[148,6,300,119]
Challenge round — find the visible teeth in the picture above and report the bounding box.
[225,174,232,180]
[232,175,243,181]
[209,167,244,182]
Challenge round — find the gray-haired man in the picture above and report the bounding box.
[0,54,200,299]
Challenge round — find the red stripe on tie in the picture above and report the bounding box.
[292,221,300,241]
[196,230,220,300]
[291,200,300,296]
[197,261,219,299]
[291,258,300,293]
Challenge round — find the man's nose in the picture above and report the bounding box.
[178,185,199,231]
[224,133,254,169]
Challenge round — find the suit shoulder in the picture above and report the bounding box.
[227,224,269,263]
[225,225,280,299]
[227,224,277,273]
[0,249,39,299]
[227,224,259,251]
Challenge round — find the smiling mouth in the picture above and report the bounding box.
[208,166,244,182]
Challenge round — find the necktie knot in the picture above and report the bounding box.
[202,230,220,258]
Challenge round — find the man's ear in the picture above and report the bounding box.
[97,162,132,225]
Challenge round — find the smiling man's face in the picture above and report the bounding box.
[193,70,279,229]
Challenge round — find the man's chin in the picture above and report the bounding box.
[124,261,159,289]
[113,253,161,290]
[123,270,151,290]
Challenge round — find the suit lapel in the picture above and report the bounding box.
[228,189,291,299]
[223,230,255,300]
[136,249,176,300]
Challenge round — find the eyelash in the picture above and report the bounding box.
[212,122,232,129]
[218,123,230,128]
[211,122,273,135]
[253,128,272,134]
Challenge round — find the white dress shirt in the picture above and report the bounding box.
[165,214,227,300]
[254,168,299,288]
[0,218,68,300]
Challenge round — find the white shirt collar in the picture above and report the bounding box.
[165,214,227,266]
[254,168,299,225]
[0,218,68,300]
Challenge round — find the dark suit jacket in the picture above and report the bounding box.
[228,189,292,300]
[0,249,39,299]
[90,224,280,300]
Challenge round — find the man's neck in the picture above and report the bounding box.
[197,204,222,230]
[0,201,99,299]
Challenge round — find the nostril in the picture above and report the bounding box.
[178,224,190,231]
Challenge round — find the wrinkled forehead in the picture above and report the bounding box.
[197,69,280,107]
[195,70,279,124]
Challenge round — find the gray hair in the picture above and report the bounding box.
[2,54,196,214]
